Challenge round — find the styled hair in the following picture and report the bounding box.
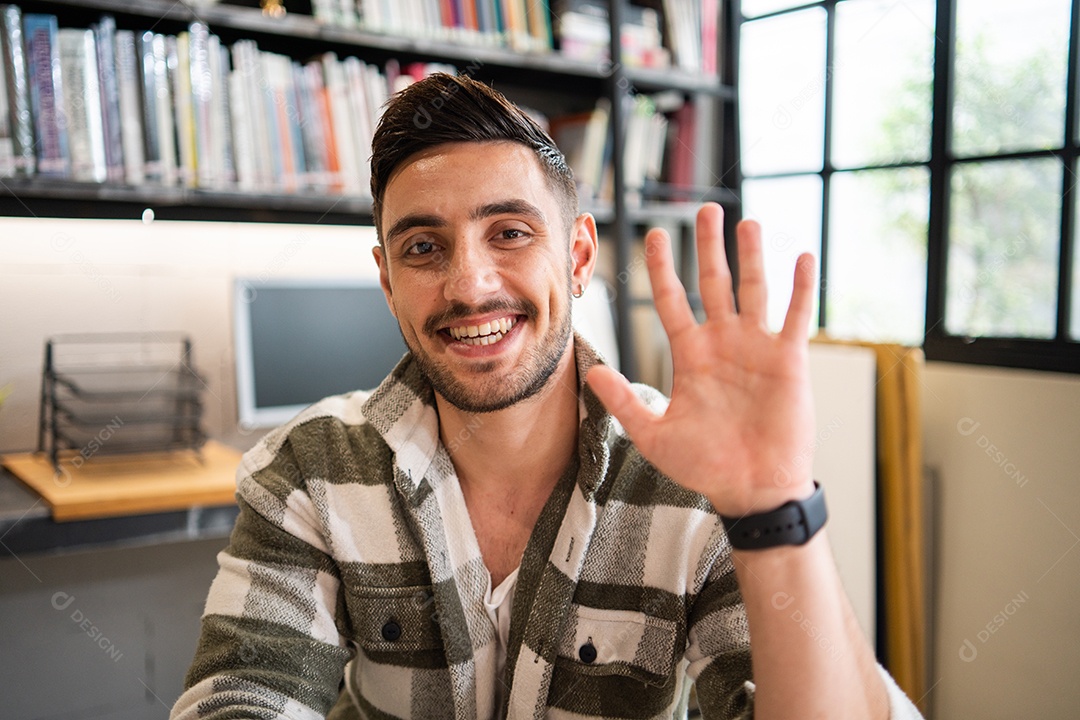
[370,73,578,240]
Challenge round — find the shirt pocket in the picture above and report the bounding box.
[345,584,444,656]
[556,604,680,687]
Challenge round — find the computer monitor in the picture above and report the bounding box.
[233,277,407,429]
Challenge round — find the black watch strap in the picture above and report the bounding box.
[720,482,827,550]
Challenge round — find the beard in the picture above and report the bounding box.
[404,290,574,414]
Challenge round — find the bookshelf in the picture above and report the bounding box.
[0,0,742,383]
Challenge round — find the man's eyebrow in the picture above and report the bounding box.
[470,200,548,225]
[384,213,446,245]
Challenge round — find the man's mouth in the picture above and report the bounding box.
[446,316,518,346]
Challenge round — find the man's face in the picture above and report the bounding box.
[374,141,596,413]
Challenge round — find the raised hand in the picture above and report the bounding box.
[586,203,818,517]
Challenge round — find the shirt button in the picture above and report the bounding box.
[578,641,597,664]
[381,620,402,642]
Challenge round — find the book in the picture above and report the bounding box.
[58,28,107,182]
[113,29,145,185]
[666,98,696,188]
[231,40,272,190]
[306,59,341,190]
[550,97,609,201]
[322,52,363,195]
[209,34,235,188]
[153,33,178,185]
[228,67,257,190]
[92,16,124,182]
[0,19,11,175]
[24,14,70,177]
[1,5,35,175]
[173,31,197,187]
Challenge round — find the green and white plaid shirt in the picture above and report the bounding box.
[172,336,921,720]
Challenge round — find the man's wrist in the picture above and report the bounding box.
[719,481,827,551]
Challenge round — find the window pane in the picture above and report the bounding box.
[740,9,826,176]
[946,159,1061,339]
[952,0,1070,157]
[831,0,934,168]
[826,168,929,344]
[742,0,814,19]
[742,175,823,333]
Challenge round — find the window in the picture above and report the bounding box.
[739,0,1080,373]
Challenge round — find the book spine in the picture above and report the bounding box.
[188,23,215,188]
[173,32,196,187]
[337,0,357,28]
[322,52,362,195]
[235,40,273,190]
[307,60,341,190]
[24,13,69,177]
[113,29,145,185]
[291,60,318,189]
[154,33,177,185]
[209,35,235,187]
[700,0,718,75]
[93,15,124,182]
[58,28,106,182]
[228,68,256,190]
[137,31,161,181]
[259,52,286,191]
[0,16,11,176]
[1,5,35,174]
[342,56,372,194]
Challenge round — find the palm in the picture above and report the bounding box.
[587,204,817,517]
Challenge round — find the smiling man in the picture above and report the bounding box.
[172,74,924,720]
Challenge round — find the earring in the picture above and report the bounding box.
[572,284,585,299]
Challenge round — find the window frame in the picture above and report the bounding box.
[739,0,1080,375]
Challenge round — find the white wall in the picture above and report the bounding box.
[923,362,1080,718]
[0,216,380,454]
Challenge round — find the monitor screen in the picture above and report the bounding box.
[233,277,407,428]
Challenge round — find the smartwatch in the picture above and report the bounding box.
[720,482,827,550]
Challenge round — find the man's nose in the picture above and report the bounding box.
[444,241,502,304]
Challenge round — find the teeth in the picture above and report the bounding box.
[448,316,516,344]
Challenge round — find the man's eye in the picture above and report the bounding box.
[406,240,436,256]
[499,228,527,240]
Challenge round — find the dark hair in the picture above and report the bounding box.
[370,73,578,241]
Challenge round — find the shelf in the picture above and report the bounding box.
[625,66,735,99]
[0,177,375,221]
[54,366,203,400]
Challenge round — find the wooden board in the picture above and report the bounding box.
[1,440,241,521]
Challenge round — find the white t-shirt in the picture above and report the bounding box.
[483,567,519,719]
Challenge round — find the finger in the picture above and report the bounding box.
[644,226,697,340]
[735,219,768,326]
[695,203,736,318]
[781,252,817,342]
[585,365,657,450]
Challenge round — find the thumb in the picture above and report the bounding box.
[585,365,658,449]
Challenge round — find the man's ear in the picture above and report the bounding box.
[372,244,396,318]
[570,213,599,292]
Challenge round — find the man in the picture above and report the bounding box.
[172,74,923,719]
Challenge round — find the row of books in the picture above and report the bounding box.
[549,91,700,205]
[310,0,720,74]
[313,0,554,53]
[0,5,456,195]
[0,4,705,200]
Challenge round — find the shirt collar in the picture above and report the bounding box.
[361,332,616,502]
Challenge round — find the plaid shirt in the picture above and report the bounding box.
[172,337,921,720]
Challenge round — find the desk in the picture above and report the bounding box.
[0,441,242,556]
